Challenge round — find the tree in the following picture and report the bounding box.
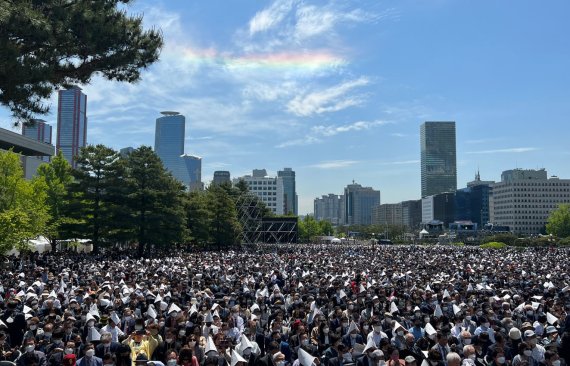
[186,191,211,246]
[319,220,334,236]
[36,151,74,250]
[546,204,570,238]
[1,0,163,123]
[298,216,322,243]
[0,150,49,254]
[123,146,188,256]
[67,145,122,253]
[206,185,241,248]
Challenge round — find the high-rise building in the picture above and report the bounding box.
[490,169,570,235]
[233,169,285,215]
[154,111,202,189]
[182,154,203,191]
[372,203,402,227]
[422,192,456,226]
[343,183,381,225]
[56,86,87,168]
[314,194,343,225]
[119,147,134,157]
[401,200,422,230]
[455,172,494,226]
[213,171,231,185]
[420,121,457,198]
[278,168,297,215]
[22,119,53,162]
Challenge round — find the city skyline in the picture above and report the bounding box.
[1,0,569,214]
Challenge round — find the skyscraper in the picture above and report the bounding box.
[213,171,231,185]
[56,87,87,168]
[343,182,381,225]
[154,111,202,189]
[420,121,457,198]
[278,168,297,215]
[22,119,53,162]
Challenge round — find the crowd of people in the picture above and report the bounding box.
[0,245,569,366]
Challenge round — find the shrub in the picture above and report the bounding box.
[479,242,507,249]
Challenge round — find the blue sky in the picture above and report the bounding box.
[2,0,570,214]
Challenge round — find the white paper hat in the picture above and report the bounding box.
[168,303,181,314]
[425,323,436,336]
[434,305,443,318]
[205,312,214,323]
[298,348,316,366]
[147,306,157,319]
[363,337,377,353]
[88,327,101,341]
[110,312,121,325]
[390,302,398,314]
[546,312,559,325]
[86,313,97,323]
[231,350,247,366]
[348,320,359,333]
[239,334,254,354]
[205,337,218,355]
[453,304,462,315]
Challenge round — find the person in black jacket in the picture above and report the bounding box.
[2,300,27,348]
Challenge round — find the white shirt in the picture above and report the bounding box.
[102,324,124,343]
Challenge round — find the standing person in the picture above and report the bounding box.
[122,330,159,366]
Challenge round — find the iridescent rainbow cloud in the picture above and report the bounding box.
[179,47,346,71]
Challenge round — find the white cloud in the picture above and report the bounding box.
[309,160,359,169]
[249,0,297,35]
[276,136,322,148]
[312,120,389,137]
[466,147,539,154]
[286,77,369,116]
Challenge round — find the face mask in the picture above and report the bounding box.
[26,345,35,353]
[170,312,178,318]
[168,360,177,366]
[397,331,404,336]
[302,339,309,345]
[463,339,472,345]
[276,362,286,366]
[86,349,95,357]
[323,328,330,334]
[442,307,448,311]
[53,339,63,345]
[43,332,52,338]
[88,321,95,328]
[529,339,537,347]
[349,305,354,310]
[135,326,143,331]
[343,353,353,362]
[483,323,490,328]
[468,355,476,360]
[374,326,382,333]
[524,350,532,357]
[552,361,560,366]
[526,311,533,316]
[497,357,505,364]
[188,341,196,347]
[159,322,165,327]
[342,322,348,327]
[65,348,74,355]
[363,325,369,331]
[465,316,471,321]
[179,330,186,337]
[30,325,37,330]
[476,311,483,316]
[350,333,357,338]
[424,318,430,323]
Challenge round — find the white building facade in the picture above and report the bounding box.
[234,169,285,215]
[491,169,570,235]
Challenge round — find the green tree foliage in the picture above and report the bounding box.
[36,151,75,249]
[186,191,211,245]
[123,146,188,256]
[206,185,241,248]
[66,145,122,253]
[0,150,49,254]
[0,0,163,123]
[546,204,570,238]
[298,216,322,242]
[319,220,334,236]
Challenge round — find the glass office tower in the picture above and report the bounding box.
[420,121,457,198]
